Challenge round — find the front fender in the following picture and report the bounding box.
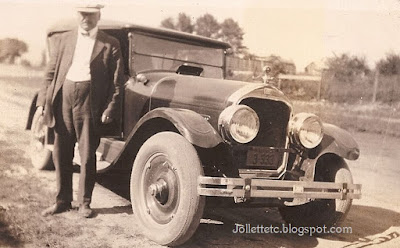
[131,107,223,148]
[91,108,224,172]
[310,123,360,160]
[301,123,360,181]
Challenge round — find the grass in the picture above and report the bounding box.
[292,100,400,137]
[321,75,400,105]
[0,129,139,248]
[0,129,87,247]
[0,73,111,247]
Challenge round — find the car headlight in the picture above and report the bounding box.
[290,113,324,149]
[218,105,260,144]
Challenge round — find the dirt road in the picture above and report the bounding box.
[1,76,399,248]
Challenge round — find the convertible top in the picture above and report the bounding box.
[47,19,231,49]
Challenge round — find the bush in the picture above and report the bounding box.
[278,80,319,101]
[325,54,370,83]
[20,59,31,68]
[376,75,400,104]
[376,52,400,75]
[322,74,372,103]
[322,73,400,105]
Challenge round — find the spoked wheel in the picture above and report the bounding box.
[29,109,54,170]
[130,132,205,246]
[279,155,353,229]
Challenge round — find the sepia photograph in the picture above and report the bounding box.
[0,0,399,247]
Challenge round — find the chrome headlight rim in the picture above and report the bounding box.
[290,113,324,149]
[218,105,260,144]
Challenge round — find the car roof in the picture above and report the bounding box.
[47,19,231,49]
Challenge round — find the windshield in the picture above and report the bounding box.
[131,33,225,79]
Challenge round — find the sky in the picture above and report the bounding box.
[1,0,400,72]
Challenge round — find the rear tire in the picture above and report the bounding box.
[29,109,54,170]
[130,132,205,246]
[279,155,353,228]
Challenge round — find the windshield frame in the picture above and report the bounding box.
[129,32,226,78]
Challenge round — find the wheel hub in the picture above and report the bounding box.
[143,154,179,224]
[149,179,169,205]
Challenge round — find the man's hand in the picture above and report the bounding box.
[101,114,113,124]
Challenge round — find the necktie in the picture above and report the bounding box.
[81,31,89,37]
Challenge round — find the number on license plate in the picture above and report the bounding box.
[246,147,280,167]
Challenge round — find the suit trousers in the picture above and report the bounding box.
[53,79,100,206]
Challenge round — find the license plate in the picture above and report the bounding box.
[246,147,282,167]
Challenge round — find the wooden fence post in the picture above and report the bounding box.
[372,71,379,103]
[317,79,321,100]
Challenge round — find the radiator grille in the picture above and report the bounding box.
[241,98,290,147]
[233,98,291,171]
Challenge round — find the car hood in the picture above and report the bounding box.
[150,74,291,127]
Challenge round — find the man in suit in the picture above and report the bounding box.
[38,3,124,218]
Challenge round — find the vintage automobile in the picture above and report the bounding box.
[26,19,361,246]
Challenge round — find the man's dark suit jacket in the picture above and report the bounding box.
[37,29,125,131]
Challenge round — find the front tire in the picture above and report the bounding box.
[29,109,54,170]
[279,155,353,228]
[130,132,205,246]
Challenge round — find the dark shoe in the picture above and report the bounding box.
[41,202,72,217]
[79,204,94,218]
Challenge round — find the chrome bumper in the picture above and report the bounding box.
[198,176,362,201]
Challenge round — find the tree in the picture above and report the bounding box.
[265,55,289,77]
[0,38,28,64]
[326,53,370,83]
[161,14,194,34]
[176,13,194,33]
[194,14,220,39]
[376,52,400,75]
[161,17,175,30]
[160,13,246,57]
[240,49,257,60]
[219,18,245,54]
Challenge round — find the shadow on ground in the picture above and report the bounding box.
[96,169,131,200]
[94,205,133,215]
[0,212,23,248]
[96,171,400,247]
[185,205,400,247]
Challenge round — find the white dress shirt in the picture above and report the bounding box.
[66,26,98,82]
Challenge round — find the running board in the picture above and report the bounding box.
[73,138,125,173]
